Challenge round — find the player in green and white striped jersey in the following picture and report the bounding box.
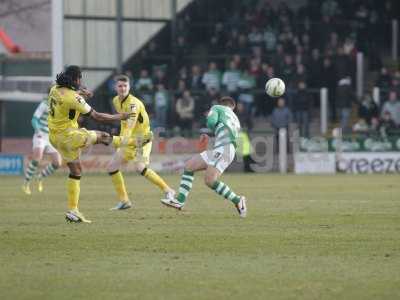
[22,98,61,195]
[161,96,247,217]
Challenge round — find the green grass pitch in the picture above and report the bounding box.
[0,173,399,299]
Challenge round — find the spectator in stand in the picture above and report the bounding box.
[210,22,226,55]
[320,57,337,122]
[154,84,169,128]
[238,70,256,120]
[175,90,195,135]
[380,111,398,138]
[334,46,353,83]
[263,24,277,54]
[353,118,369,136]
[175,35,189,64]
[293,80,311,138]
[136,69,153,91]
[321,0,341,18]
[226,28,240,54]
[222,60,241,97]
[271,98,292,152]
[188,64,203,91]
[202,62,221,92]
[232,54,245,71]
[153,67,168,88]
[293,63,307,85]
[336,76,355,135]
[281,54,295,87]
[390,74,400,96]
[175,79,187,99]
[177,66,189,86]
[326,32,339,55]
[256,63,274,116]
[369,117,380,138]
[248,26,264,50]
[376,67,392,100]
[294,45,306,66]
[135,69,154,112]
[381,91,400,127]
[272,44,286,72]
[358,93,379,124]
[249,57,262,78]
[307,48,323,89]
[237,34,250,56]
[300,33,311,54]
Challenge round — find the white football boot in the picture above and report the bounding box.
[161,195,184,210]
[235,196,247,218]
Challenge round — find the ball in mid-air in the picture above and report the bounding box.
[265,78,285,97]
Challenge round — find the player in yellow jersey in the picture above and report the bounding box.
[107,75,176,210]
[48,66,141,223]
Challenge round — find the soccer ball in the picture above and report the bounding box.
[265,78,285,97]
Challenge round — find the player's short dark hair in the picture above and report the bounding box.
[219,96,236,108]
[115,75,130,83]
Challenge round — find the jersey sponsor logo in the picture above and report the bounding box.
[130,104,137,112]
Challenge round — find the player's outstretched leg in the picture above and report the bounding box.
[205,166,247,218]
[161,154,206,209]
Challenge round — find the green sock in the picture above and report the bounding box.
[39,163,58,179]
[211,181,241,205]
[177,170,194,203]
[25,160,39,182]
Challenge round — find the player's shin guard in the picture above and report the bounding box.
[211,181,241,205]
[39,163,58,179]
[176,170,194,203]
[67,174,81,210]
[25,160,39,182]
[109,170,129,202]
[141,168,169,192]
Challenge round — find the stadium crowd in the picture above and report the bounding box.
[103,0,398,139]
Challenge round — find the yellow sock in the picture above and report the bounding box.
[142,168,169,192]
[67,175,80,210]
[110,170,129,202]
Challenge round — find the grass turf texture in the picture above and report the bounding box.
[0,174,399,300]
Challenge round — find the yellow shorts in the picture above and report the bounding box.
[122,141,152,164]
[49,128,97,162]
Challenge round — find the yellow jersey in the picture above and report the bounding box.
[48,85,92,133]
[112,94,150,137]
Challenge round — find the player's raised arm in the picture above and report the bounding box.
[89,109,132,123]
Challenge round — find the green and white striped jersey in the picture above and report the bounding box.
[206,105,241,148]
[32,99,49,134]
